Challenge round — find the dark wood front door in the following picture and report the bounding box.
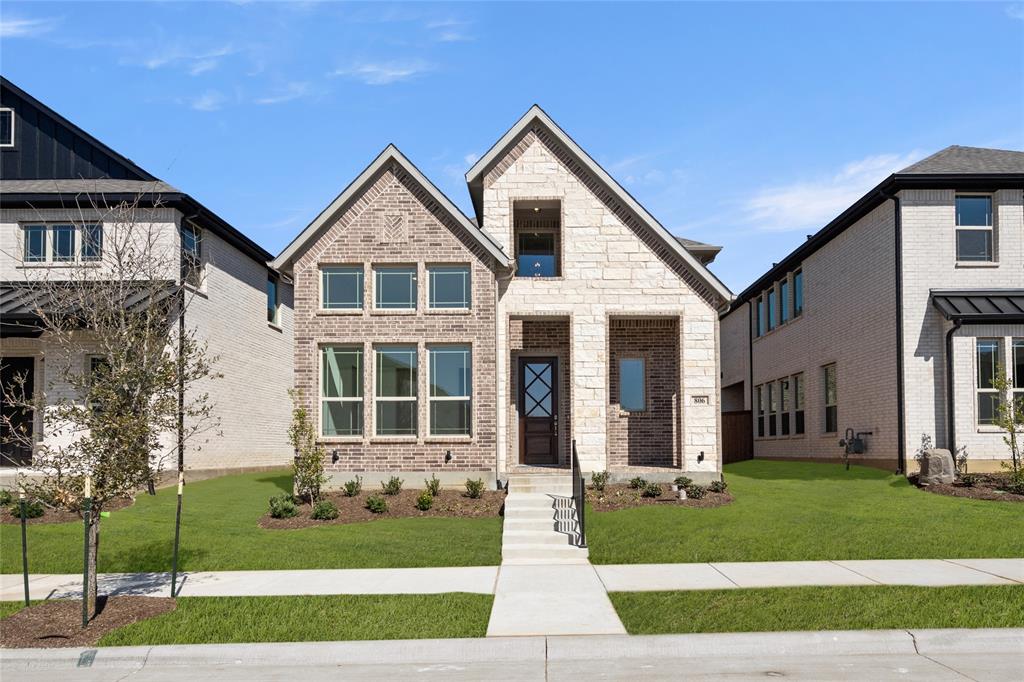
[1,357,35,467]
[518,357,559,465]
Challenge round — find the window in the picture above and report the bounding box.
[1014,339,1024,416]
[955,196,994,262]
[768,382,777,436]
[267,275,279,325]
[779,377,791,436]
[0,108,13,147]
[81,224,103,261]
[87,356,110,415]
[767,288,776,331]
[756,297,765,337]
[793,373,805,435]
[374,266,417,310]
[429,346,471,436]
[516,232,558,277]
[793,270,803,316]
[976,339,999,425]
[321,346,363,436]
[321,266,363,310]
[376,346,417,436]
[51,225,76,262]
[180,223,202,287]
[619,358,646,411]
[824,364,838,433]
[23,225,46,262]
[428,266,471,309]
[780,280,790,324]
[756,385,765,437]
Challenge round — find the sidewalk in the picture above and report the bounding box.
[3,558,1020,602]
[2,628,1021,681]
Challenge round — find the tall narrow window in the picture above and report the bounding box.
[51,225,75,262]
[756,297,765,337]
[976,339,999,425]
[321,346,363,436]
[180,223,202,287]
[429,346,471,436]
[0,108,13,147]
[1013,339,1024,416]
[824,364,838,433]
[376,346,417,436]
[793,270,803,316]
[756,385,765,438]
[619,358,646,411]
[779,377,791,436]
[321,266,363,310]
[768,382,777,436]
[780,280,790,324]
[81,224,103,261]
[955,196,994,262]
[793,373,805,435]
[267,275,279,325]
[767,288,776,331]
[428,266,471,309]
[374,266,417,310]
[23,225,46,262]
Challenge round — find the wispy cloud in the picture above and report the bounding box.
[255,81,313,105]
[463,152,480,166]
[426,17,474,42]
[136,43,237,75]
[1,15,59,38]
[741,150,924,232]
[330,59,433,85]
[190,90,227,112]
[1007,3,1024,20]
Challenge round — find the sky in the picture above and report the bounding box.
[1,1,1022,293]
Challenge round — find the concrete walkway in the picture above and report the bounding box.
[3,628,1021,680]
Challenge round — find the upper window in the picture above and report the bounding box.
[429,346,471,436]
[321,266,363,310]
[824,364,838,433]
[180,223,203,287]
[780,279,790,324]
[376,346,417,436]
[619,358,646,411]
[756,296,765,337]
[955,195,994,263]
[374,266,417,310]
[428,266,471,309]
[51,225,76,262]
[81,224,103,261]
[23,225,46,262]
[976,339,999,425]
[793,270,803,316]
[0,108,13,147]
[267,275,279,325]
[514,202,561,277]
[767,288,777,331]
[322,346,363,437]
[22,224,101,263]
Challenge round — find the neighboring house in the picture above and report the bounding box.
[272,106,731,486]
[0,77,294,472]
[720,146,1024,473]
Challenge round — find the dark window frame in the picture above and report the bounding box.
[824,363,838,433]
[0,107,14,148]
[266,274,279,325]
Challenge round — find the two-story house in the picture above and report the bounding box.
[272,106,732,487]
[720,146,1024,473]
[0,77,294,473]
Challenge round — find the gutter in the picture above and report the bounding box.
[945,320,962,455]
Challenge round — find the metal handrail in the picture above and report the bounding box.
[571,439,586,548]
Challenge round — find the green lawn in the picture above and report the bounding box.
[589,460,1024,564]
[610,585,1024,634]
[98,593,492,645]
[0,471,501,573]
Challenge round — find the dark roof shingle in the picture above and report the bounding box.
[900,145,1024,175]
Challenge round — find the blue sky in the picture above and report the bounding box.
[2,1,1022,292]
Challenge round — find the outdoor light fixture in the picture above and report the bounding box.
[331,449,340,464]
[533,206,540,212]
[698,451,705,462]
[445,450,452,463]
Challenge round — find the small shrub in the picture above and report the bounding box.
[684,483,707,500]
[381,476,404,495]
[1004,471,1024,495]
[311,500,339,520]
[9,499,44,518]
[365,494,388,514]
[628,476,647,490]
[342,476,363,497]
[958,473,980,488]
[424,474,442,497]
[590,471,609,492]
[465,478,485,499]
[268,494,298,519]
[0,490,12,506]
[416,491,434,511]
[673,476,693,488]
[709,479,728,493]
[641,482,663,498]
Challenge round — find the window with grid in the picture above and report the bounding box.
[793,373,805,435]
[780,280,790,324]
[955,196,994,262]
[374,266,417,309]
[180,223,203,287]
[81,224,103,261]
[824,364,838,433]
[976,339,1000,426]
[768,382,778,436]
[779,377,791,436]
[428,266,471,309]
[767,288,776,331]
[23,225,46,262]
[429,346,471,436]
[756,385,765,437]
[376,346,417,436]
[51,224,76,262]
[321,266,363,309]
[321,346,363,436]
[1014,339,1024,417]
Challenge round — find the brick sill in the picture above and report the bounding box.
[369,309,417,316]
[316,309,363,316]
[955,261,999,268]
[424,309,472,316]
[424,437,473,444]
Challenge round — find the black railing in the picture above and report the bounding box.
[571,439,586,548]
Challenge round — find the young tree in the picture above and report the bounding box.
[288,389,326,504]
[0,193,220,619]
[990,367,1023,479]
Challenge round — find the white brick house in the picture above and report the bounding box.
[720,146,1024,473]
[0,77,294,472]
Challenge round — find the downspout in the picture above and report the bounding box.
[495,260,516,489]
[945,319,962,456]
[747,301,754,456]
[882,191,906,474]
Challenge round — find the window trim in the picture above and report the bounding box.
[428,345,472,437]
[793,372,805,435]
[50,224,77,263]
[267,273,280,326]
[780,279,790,325]
[779,376,791,436]
[756,296,765,337]
[767,381,777,437]
[955,194,995,264]
[618,356,646,412]
[80,224,103,262]
[0,107,14,148]
[1013,339,1024,421]
[180,221,204,288]
[793,269,803,317]
[373,265,418,311]
[427,265,471,310]
[755,385,765,438]
[767,287,777,331]
[823,363,838,433]
[23,224,47,263]
[320,345,364,438]
[374,345,418,437]
[975,338,1000,427]
[320,265,364,311]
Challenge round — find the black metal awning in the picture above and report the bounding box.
[931,289,1024,324]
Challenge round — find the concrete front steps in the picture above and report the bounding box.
[501,474,588,565]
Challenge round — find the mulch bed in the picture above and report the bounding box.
[260,488,505,528]
[0,497,135,525]
[912,473,1024,503]
[587,483,733,512]
[0,596,176,648]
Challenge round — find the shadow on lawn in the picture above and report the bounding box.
[256,474,293,495]
[726,460,898,482]
[103,539,210,574]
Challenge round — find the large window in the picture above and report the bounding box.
[824,364,838,433]
[793,270,803,316]
[51,225,76,262]
[81,224,103,261]
[267,275,279,325]
[374,266,417,310]
[793,373,805,435]
[767,288,777,331]
[756,296,765,337]
[955,196,994,262]
[23,225,45,262]
[619,358,646,411]
[756,385,765,437]
[376,346,417,436]
[180,223,202,287]
[976,339,999,425]
[768,382,777,436]
[321,346,363,437]
[429,346,471,436]
[1014,339,1024,416]
[321,266,363,309]
[780,280,790,324]
[428,266,471,309]
[779,377,791,436]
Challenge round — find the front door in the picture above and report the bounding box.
[1,357,35,467]
[518,357,559,465]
